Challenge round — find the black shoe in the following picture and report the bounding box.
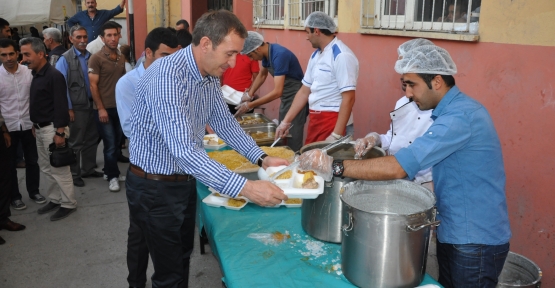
[50,207,76,221]
[0,236,5,245]
[30,194,47,204]
[117,155,130,163]
[10,199,26,210]
[0,219,26,231]
[37,202,61,214]
[82,171,103,178]
[73,177,85,187]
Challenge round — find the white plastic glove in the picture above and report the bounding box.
[325,132,342,142]
[234,102,252,117]
[298,149,333,182]
[240,89,253,103]
[274,121,292,140]
[354,132,381,159]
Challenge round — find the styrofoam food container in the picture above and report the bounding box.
[203,134,227,150]
[221,85,243,105]
[260,166,324,199]
[202,192,248,210]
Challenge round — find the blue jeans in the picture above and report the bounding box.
[437,241,510,288]
[94,108,123,180]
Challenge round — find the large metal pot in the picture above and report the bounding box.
[299,141,385,243]
[340,180,439,288]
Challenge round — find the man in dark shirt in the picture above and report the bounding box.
[20,37,77,221]
[42,28,66,65]
[67,0,126,43]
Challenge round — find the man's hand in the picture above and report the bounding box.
[54,134,66,148]
[240,180,288,206]
[261,156,289,170]
[98,108,109,123]
[234,102,251,117]
[298,149,333,181]
[120,0,127,9]
[240,89,253,103]
[32,126,36,138]
[3,131,11,148]
[354,132,380,159]
[69,109,75,122]
[274,121,292,140]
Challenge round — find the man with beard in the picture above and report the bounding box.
[56,25,102,187]
[67,0,126,43]
[88,21,127,192]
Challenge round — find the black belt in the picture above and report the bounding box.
[33,122,52,129]
[130,164,195,182]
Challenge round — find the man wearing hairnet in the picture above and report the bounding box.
[235,31,307,152]
[299,43,511,287]
[274,11,359,144]
[354,38,435,188]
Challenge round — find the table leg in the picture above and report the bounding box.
[199,226,209,254]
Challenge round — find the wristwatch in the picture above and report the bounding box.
[332,160,344,177]
[257,153,268,167]
[55,131,66,137]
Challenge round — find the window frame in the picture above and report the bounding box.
[288,0,338,28]
[253,0,286,26]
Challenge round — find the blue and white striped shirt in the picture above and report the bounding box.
[129,46,264,197]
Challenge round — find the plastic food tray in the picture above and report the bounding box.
[203,190,248,210]
[203,134,227,150]
[208,188,300,208]
[221,85,243,105]
[267,199,303,208]
[264,166,325,199]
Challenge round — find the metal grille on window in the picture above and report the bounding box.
[208,0,233,11]
[253,0,285,26]
[361,0,481,34]
[289,0,337,27]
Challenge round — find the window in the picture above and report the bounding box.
[362,0,481,34]
[288,0,338,27]
[253,0,285,26]
[208,0,233,11]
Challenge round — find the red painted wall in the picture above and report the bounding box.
[128,0,147,60]
[254,28,555,284]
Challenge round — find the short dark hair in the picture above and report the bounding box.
[417,74,456,89]
[192,10,247,48]
[176,30,192,48]
[309,27,333,36]
[0,38,18,51]
[176,19,189,29]
[100,21,121,37]
[0,18,9,30]
[145,27,179,54]
[19,37,46,55]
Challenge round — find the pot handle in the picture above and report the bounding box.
[406,220,441,232]
[342,211,354,236]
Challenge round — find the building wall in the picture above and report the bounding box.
[133,0,555,284]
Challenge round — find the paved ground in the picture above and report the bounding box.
[0,145,439,287]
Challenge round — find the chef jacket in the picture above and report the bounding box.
[302,37,358,125]
[381,96,433,183]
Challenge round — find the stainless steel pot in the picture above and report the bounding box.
[340,180,439,288]
[299,141,385,243]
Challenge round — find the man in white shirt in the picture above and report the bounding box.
[275,11,358,144]
[0,39,46,210]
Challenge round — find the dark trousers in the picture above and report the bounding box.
[125,168,197,288]
[437,241,510,288]
[0,137,13,222]
[69,108,99,178]
[9,129,40,200]
[94,108,123,180]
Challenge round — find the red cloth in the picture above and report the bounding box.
[222,54,260,92]
[305,110,340,144]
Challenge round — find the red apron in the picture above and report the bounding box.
[305,110,340,144]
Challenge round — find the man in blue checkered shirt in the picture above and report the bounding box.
[126,10,289,287]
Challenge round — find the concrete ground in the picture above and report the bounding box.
[0,144,439,287]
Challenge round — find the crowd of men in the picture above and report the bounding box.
[2,4,511,288]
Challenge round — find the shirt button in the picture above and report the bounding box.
[418,117,420,120]
[394,133,396,135]
[409,141,412,144]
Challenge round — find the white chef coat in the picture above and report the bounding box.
[0,64,33,132]
[302,37,358,125]
[380,96,433,184]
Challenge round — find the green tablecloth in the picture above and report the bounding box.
[196,182,442,287]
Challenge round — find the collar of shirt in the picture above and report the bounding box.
[431,85,461,120]
[32,62,51,77]
[72,46,91,59]
[317,37,338,54]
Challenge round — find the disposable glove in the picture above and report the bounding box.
[274,121,292,140]
[234,102,252,117]
[298,149,333,182]
[324,132,342,142]
[240,89,253,103]
[354,132,380,159]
